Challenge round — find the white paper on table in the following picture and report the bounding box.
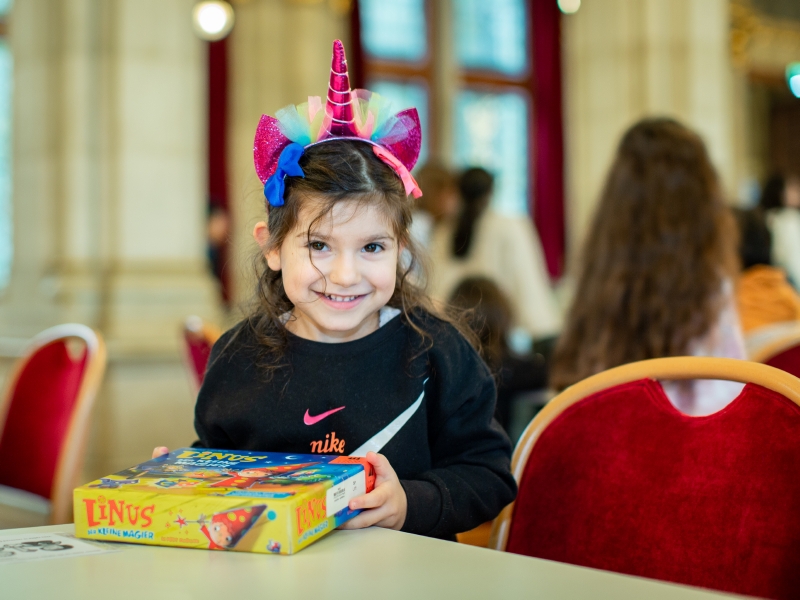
[0,532,119,564]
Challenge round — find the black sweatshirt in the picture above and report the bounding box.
[194,311,517,539]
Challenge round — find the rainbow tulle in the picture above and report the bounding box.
[274,97,331,146]
[273,90,412,149]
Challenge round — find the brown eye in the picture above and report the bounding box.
[363,243,383,253]
[309,241,327,251]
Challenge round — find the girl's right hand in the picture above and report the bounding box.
[152,446,170,458]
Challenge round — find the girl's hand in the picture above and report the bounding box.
[337,452,407,531]
[152,446,169,459]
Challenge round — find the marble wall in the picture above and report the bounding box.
[1,0,221,482]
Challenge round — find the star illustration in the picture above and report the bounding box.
[174,516,188,529]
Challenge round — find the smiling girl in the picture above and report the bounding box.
[155,42,516,539]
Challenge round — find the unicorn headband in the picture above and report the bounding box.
[253,39,423,207]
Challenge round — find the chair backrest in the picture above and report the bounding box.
[182,316,222,393]
[749,326,800,378]
[744,321,800,359]
[490,357,800,600]
[0,324,106,523]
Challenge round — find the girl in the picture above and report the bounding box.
[428,168,562,344]
[550,118,744,416]
[448,276,548,434]
[156,41,515,540]
[409,161,458,251]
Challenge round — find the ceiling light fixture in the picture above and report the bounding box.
[558,0,581,15]
[192,1,235,41]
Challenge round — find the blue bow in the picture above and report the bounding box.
[264,143,305,207]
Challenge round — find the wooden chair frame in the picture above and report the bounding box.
[488,357,800,552]
[749,327,800,364]
[182,316,222,394]
[0,324,107,524]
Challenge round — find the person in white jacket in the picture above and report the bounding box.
[428,168,562,341]
[761,174,800,288]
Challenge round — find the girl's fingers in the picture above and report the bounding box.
[338,504,389,530]
[152,446,169,459]
[348,484,389,511]
[365,452,394,482]
[336,514,370,529]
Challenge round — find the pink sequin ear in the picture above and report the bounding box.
[381,108,422,172]
[254,115,292,183]
[372,146,422,199]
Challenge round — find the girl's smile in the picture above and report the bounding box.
[315,291,368,309]
[257,199,400,343]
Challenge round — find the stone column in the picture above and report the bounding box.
[4,0,220,352]
[2,0,221,477]
[227,0,347,307]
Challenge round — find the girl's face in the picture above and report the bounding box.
[261,199,400,343]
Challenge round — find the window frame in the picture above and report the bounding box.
[455,0,535,215]
[357,0,438,156]
[357,0,535,215]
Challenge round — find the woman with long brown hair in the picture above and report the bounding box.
[550,118,743,415]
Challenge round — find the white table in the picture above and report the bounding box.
[1,525,742,599]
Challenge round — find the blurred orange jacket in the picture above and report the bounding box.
[737,265,800,332]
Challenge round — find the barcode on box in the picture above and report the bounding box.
[326,472,366,517]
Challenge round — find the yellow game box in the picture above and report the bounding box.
[73,448,376,555]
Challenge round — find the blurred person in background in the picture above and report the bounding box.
[411,162,459,251]
[550,118,744,416]
[429,167,562,350]
[449,277,547,435]
[207,203,232,305]
[735,207,800,333]
[760,173,800,288]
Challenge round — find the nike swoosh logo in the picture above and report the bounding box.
[349,379,428,457]
[304,406,346,426]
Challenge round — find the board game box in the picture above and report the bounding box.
[73,448,376,555]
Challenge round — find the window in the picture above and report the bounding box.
[358,0,432,166]
[454,90,528,215]
[454,0,527,76]
[358,0,532,215]
[0,0,12,292]
[360,0,427,62]
[453,0,531,215]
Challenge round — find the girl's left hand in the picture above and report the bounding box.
[337,451,407,531]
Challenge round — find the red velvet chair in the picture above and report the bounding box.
[0,324,106,525]
[489,357,800,600]
[749,325,800,379]
[182,316,222,394]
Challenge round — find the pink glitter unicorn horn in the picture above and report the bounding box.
[326,40,356,137]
